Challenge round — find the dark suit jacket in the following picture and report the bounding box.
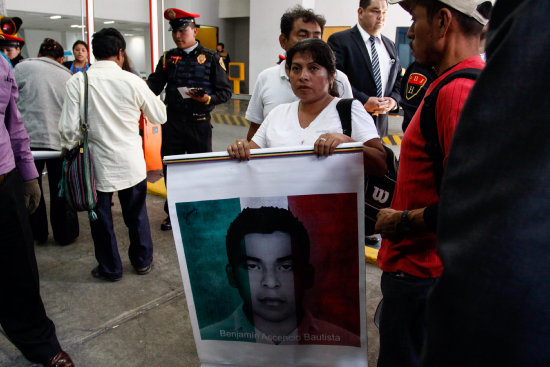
[328,25,402,136]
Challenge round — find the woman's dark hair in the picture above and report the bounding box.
[286,38,339,97]
[72,40,89,52]
[38,38,64,59]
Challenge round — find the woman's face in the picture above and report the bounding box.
[289,51,333,104]
[73,44,88,62]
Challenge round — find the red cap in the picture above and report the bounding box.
[164,8,200,20]
[0,16,24,47]
[0,34,24,43]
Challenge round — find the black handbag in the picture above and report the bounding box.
[336,98,398,235]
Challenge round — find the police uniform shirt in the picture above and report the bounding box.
[147,41,231,114]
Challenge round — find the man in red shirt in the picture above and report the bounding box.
[374,0,493,366]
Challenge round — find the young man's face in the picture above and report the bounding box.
[280,18,322,51]
[407,4,438,66]
[228,231,309,324]
[358,0,388,36]
[0,46,20,60]
[172,25,198,49]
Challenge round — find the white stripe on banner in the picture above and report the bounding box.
[167,143,367,367]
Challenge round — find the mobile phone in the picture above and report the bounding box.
[190,88,206,97]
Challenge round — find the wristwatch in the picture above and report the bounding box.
[396,210,413,234]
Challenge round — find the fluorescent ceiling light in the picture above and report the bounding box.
[70,24,85,28]
[124,33,134,37]
[104,20,115,24]
[50,15,62,20]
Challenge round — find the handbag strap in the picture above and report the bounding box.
[81,71,89,132]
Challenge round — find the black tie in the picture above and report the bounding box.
[369,35,383,98]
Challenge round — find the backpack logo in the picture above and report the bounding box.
[406,73,428,101]
[372,186,390,204]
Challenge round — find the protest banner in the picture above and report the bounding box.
[165,143,367,367]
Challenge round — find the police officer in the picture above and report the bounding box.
[147,8,232,231]
[0,16,25,67]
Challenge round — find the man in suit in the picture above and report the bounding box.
[328,0,401,138]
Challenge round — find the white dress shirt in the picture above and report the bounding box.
[357,24,392,97]
[59,60,167,192]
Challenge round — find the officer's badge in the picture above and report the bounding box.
[166,9,176,20]
[219,57,226,71]
[170,55,182,65]
[197,54,206,64]
[406,73,428,100]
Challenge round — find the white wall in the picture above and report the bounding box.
[7,0,81,17]
[19,29,63,58]
[126,36,147,75]
[219,0,249,18]
[95,0,149,23]
[249,0,299,91]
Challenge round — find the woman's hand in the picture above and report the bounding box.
[227,139,252,161]
[314,133,353,156]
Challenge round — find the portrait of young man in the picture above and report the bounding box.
[174,195,362,347]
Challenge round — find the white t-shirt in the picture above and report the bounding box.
[252,98,379,148]
[245,60,353,124]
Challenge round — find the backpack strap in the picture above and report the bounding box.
[419,68,482,194]
[336,98,354,137]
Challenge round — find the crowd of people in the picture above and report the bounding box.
[1,0,547,365]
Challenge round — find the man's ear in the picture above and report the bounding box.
[279,34,287,50]
[437,8,453,37]
[226,264,238,288]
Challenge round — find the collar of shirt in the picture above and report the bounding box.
[183,42,199,54]
[357,23,381,47]
[92,60,121,70]
[279,59,290,81]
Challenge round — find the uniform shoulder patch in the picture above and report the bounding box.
[406,73,428,101]
[219,57,226,71]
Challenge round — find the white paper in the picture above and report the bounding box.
[178,86,192,99]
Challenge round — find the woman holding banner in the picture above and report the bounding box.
[228,38,386,176]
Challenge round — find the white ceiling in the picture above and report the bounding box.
[9,9,148,36]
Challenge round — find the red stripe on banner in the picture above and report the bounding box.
[288,193,361,345]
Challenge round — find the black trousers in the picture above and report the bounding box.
[89,179,153,279]
[377,271,436,367]
[161,113,212,214]
[0,169,61,363]
[30,156,79,245]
